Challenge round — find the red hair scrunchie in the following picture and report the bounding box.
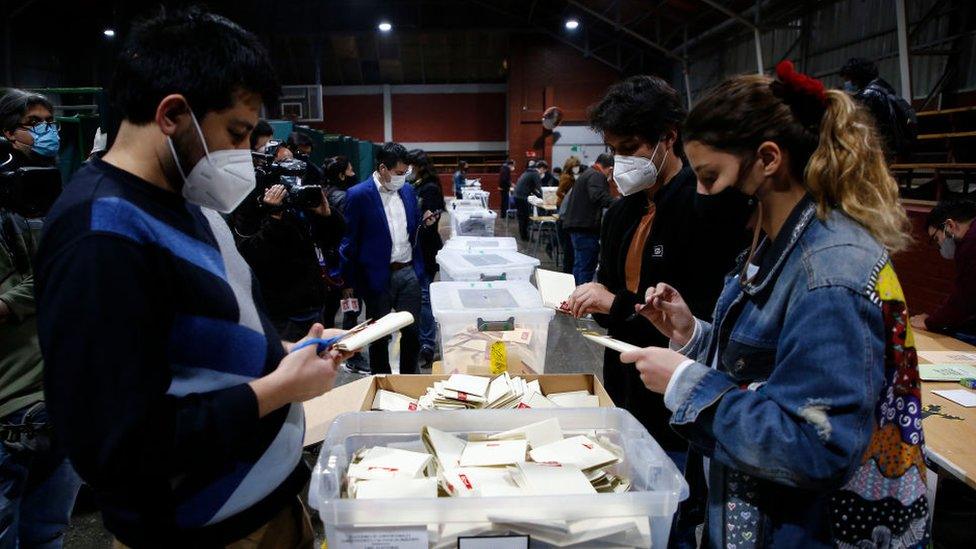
[775,60,827,106]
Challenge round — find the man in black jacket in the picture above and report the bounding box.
[566,76,751,466]
[513,163,543,240]
[562,153,615,284]
[236,182,344,341]
[840,57,916,158]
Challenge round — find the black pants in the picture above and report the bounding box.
[515,197,531,240]
[499,188,510,215]
[363,267,422,374]
[556,219,574,274]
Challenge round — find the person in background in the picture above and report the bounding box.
[564,75,751,471]
[839,57,916,159]
[286,131,323,185]
[552,166,563,179]
[34,9,351,545]
[320,156,369,374]
[910,198,976,342]
[562,153,615,284]
[274,144,293,162]
[498,158,514,216]
[235,180,344,342]
[537,160,555,187]
[0,89,81,549]
[407,148,444,370]
[556,155,582,274]
[340,142,431,374]
[453,160,468,200]
[250,118,274,152]
[622,61,927,548]
[513,161,544,241]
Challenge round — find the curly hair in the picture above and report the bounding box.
[685,73,912,252]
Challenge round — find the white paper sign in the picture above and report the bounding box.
[332,526,429,549]
[932,389,976,408]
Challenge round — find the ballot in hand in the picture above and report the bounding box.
[636,283,695,347]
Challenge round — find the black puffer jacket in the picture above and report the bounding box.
[415,173,446,278]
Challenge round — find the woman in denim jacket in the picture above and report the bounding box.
[620,62,928,547]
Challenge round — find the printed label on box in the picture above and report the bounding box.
[332,526,428,549]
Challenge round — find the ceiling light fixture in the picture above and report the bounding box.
[378,22,392,32]
[565,19,580,30]
[103,28,116,38]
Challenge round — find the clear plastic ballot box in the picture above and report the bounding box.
[435,248,539,282]
[308,408,689,549]
[430,280,553,374]
[442,236,518,252]
[450,208,497,237]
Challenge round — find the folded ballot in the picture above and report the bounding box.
[371,389,419,411]
[356,446,433,479]
[489,418,563,448]
[547,390,600,408]
[529,435,621,471]
[421,426,467,470]
[535,268,576,311]
[334,311,414,352]
[459,439,528,467]
[510,462,596,496]
[352,478,438,499]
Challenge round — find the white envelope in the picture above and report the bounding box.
[518,392,557,409]
[422,426,467,469]
[513,462,596,496]
[336,311,414,352]
[535,268,577,310]
[371,389,419,411]
[459,439,528,467]
[490,418,563,448]
[528,435,620,471]
[357,446,433,478]
[439,467,522,497]
[548,392,600,408]
[353,478,438,499]
[444,374,491,398]
[346,462,417,481]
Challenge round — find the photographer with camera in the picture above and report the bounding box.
[285,131,324,186]
[236,143,346,342]
[0,88,79,548]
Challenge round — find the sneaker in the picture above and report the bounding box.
[342,354,371,375]
[419,347,435,370]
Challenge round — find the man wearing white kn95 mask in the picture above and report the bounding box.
[34,8,354,547]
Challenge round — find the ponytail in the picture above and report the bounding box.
[806,89,912,252]
[684,62,912,252]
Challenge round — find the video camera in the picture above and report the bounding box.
[252,140,322,209]
[0,138,62,218]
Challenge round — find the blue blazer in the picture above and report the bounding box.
[340,177,426,294]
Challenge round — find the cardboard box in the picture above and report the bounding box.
[303,373,613,447]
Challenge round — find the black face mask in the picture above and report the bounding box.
[694,186,756,228]
[0,166,63,218]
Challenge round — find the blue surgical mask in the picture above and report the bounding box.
[843,81,857,93]
[28,122,60,158]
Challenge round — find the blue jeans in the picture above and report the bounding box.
[570,232,600,285]
[420,280,437,354]
[0,403,82,548]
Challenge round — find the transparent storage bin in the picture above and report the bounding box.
[450,208,496,237]
[430,280,553,374]
[451,198,484,210]
[442,236,518,252]
[309,408,689,549]
[435,249,539,282]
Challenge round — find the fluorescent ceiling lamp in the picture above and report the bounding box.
[378,22,392,32]
[565,19,580,30]
[103,28,116,37]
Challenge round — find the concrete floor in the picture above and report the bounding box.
[62,210,610,547]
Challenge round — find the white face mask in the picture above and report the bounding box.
[572,166,580,175]
[382,170,407,191]
[168,111,256,213]
[613,142,667,196]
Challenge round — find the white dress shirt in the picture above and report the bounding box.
[373,172,412,264]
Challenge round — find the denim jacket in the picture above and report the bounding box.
[666,196,929,548]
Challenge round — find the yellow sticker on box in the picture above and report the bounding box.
[490,341,508,374]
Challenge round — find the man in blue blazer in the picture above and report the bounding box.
[340,142,429,374]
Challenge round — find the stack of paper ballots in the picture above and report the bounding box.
[342,418,645,547]
[371,373,601,411]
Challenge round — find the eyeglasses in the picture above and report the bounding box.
[929,221,950,246]
[18,121,59,133]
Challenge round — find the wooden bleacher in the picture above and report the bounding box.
[892,105,976,201]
